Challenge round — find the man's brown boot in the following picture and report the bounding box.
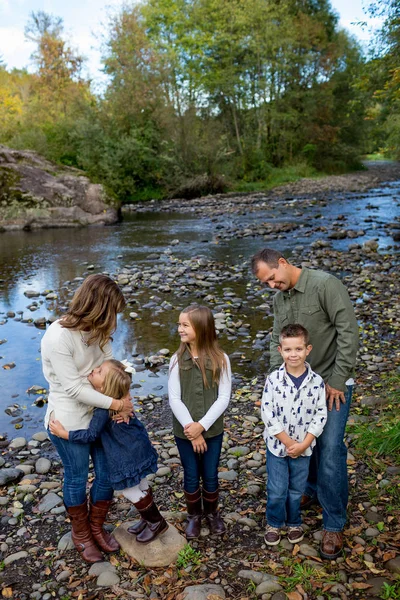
[184,489,202,539]
[300,494,319,510]
[66,501,103,564]
[89,499,120,553]
[320,530,343,560]
[202,488,226,535]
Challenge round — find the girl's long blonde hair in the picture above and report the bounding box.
[176,305,227,387]
[101,360,132,399]
[61,274,126,350]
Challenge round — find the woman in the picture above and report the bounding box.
[41,274,132,563]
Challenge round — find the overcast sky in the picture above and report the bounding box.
[0,0,383,89]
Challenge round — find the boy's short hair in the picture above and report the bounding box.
[279,324,310,346]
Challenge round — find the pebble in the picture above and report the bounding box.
[4,550,29,565]
[35,457,52,474]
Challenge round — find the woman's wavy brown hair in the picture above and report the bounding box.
[61,274,126,350]
[176,304,227,387]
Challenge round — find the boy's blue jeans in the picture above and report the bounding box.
[304,385,353,532]
[266,449,311,528]
[175,433,223,493]
[48,430,114,507]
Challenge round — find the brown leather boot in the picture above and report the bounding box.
[202,488,225,535]
[131,490,168,544]
[89,499,120,553]
[320,530,343,560]
[184,489,202,539]
[127,488,152,536]
[66,501,103,563]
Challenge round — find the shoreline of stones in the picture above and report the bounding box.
[1,362,400,600]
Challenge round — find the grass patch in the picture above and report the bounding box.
[279,561,341,594]
[176,544,202,569]
[348,372,400,464]
[232,163,325,193]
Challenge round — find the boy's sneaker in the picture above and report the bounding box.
[287,526,304,544]
[264,525,281,546]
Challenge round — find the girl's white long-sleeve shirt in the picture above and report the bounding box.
[168,352,231,431]
[261,362,327,457]
[41,320,113,431]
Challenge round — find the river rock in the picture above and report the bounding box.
[385,557,400,574]
[364,577,391,595]
[0,145,118,230]
[58,532,75,551]
[256,580,282,594]
[9,436,27,449]
[96,570,120,587]
[35,457,52,474]
[36,492,63,513]
[0,467,24,486]
[3,550,29,566]
[181,584,225,599]
[218,470,238,481]
[113,522,186,567]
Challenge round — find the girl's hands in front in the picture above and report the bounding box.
[192,434,207,453]
[184,422,205,441]
[49,419,69,440]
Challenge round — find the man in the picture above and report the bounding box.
[251,248,359,560]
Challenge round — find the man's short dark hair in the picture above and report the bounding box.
[279,323,310,346]
[251,248,286,274]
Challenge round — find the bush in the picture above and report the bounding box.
[171,173,230,199]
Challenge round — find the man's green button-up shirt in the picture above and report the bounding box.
[269,267,359,392]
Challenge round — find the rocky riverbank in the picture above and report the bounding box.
[1,166,400,598]
[0,362,399,600]
[1,241,400,598]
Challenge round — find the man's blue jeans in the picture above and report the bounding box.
[305,385,353,532]
[266,449,311,528]
[48,430,114,508]
[175,433,223,493]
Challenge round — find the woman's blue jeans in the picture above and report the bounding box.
[48,430,113,508]
[175,433,223,493]
[304,385,353,532]
[266,449,311,528]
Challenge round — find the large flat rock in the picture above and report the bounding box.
[0,145,118,230]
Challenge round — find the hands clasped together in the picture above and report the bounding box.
[184,421,207,453]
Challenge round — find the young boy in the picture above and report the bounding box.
[261,324,327,546]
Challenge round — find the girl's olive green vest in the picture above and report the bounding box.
[173,349,224,440]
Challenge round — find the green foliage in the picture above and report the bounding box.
[380,580,400,600]
[176,544,202,568]
[0,1,371,200]
[279,560,340,593]
[348,373,400,463]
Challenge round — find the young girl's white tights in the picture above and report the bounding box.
[121,478,150,503]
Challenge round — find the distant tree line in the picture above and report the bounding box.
[0,0,398,202]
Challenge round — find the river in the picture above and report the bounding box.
[0,180,399,437]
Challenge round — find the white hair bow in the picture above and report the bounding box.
[121,359,136,374]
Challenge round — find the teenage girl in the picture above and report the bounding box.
[168,305,232,539]
[50,359,168,546]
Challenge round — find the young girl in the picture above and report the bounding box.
[49,359,168,546]
[168,305,232,539]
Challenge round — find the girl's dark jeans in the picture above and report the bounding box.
[175,433,223,493]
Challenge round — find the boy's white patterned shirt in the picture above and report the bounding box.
[261,362,327,457]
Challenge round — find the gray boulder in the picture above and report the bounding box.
[113,522,186,567]
[0,146,118,231]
